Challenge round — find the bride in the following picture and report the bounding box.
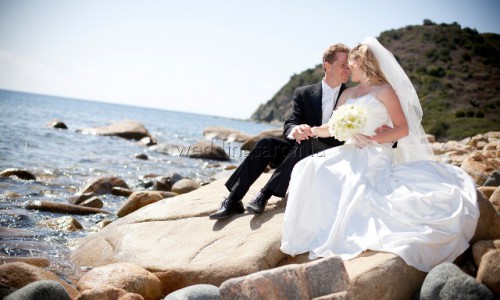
[280,38,480,272]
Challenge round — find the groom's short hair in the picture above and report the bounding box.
[323,43,350,71]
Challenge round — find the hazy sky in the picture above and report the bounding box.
[1,0,499,119]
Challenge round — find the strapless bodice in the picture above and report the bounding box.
[344,94,391,136]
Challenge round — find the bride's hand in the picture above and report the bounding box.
[353,134,376,148]
[374,124,392,134]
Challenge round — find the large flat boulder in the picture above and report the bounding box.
[71,173,287,295]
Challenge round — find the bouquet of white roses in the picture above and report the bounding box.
[328,104,368,141]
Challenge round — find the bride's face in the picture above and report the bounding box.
[348,58,363,83]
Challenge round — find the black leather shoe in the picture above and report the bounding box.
[245,192,271,215]
[209,197,244,220]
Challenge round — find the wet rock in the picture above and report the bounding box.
[476,250,500,296]
[1,240,51,253]
[138,136,157,147]
[112,187,134,197]
[46,119,68,130]
[204,162,221,169]
[134,153,148,160]
[172,173,185,183]
[4,280,70,300]
[0,228,38,238]
[148,143,181,156]
[96,218,113,229]
[0,169,36,181]
[77,262,162,300]
[152,176,173,191]
[68,193,96,205]
[164,284,219,300]
[0,262,79,298]
[0,208,35,226]
[203,126,251,142]
[223,164,237,170]
[241,128,283,151]
[25,200,112,215]
[187,141,230,161]
[75,285,144,300]
[79,196,103,209]
[40,216,83,231]
[77,120,154,141]
[117,191,177,218]
[141,173,186,191]
[0,257,50,268]
[138,174,159,184]
[78,176,129,195]
[419,262,493,300]
[2,191,21,198]
[171,179,200,194]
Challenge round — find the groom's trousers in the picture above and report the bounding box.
[225,136,332,198]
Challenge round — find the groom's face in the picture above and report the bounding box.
[327,52,350,83]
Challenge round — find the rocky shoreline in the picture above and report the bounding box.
[1,122,499,299]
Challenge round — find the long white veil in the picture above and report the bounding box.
[363,37,435,164]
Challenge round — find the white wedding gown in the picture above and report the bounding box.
[280,95,480,272]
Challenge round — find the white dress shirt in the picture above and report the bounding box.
[287,81,341,140]
[321,81,341,124]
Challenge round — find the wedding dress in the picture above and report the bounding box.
[280,94,480,272]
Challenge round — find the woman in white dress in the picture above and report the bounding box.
[280,38,480,272]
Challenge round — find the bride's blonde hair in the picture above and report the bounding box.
[349,44,388,85]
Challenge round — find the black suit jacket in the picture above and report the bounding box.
[283,81,346,147]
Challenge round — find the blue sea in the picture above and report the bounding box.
[0,89,274,280]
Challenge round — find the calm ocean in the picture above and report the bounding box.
[0,89,274,280]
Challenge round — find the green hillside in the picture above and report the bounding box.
[250,20,500,141]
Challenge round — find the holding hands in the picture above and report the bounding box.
[292,123,394,147]
[291,124,314,144]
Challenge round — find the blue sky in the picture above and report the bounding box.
[0,0,499,119]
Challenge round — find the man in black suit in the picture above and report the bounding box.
[209,43,351,219]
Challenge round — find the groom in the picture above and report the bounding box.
[209,43,351,219]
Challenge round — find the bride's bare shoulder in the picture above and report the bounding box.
[376,83,395,93]
[375,84,398,101]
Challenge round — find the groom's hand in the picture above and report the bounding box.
[291,124,313,144]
